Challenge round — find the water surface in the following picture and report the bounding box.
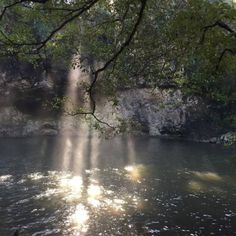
[0,136,236,235]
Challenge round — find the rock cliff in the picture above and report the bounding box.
[0,60,233,142]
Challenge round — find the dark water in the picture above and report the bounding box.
[0,136,236,236]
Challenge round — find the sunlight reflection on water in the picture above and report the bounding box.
[0,136,236,235]
[20,168,143,235]
[69,204,89,233]
[0,175,12,183]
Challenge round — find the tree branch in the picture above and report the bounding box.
[85,0,147,127]
[68,0,147,128]
[0,0,100,51]
[36,0,100,51]
[0,0,49,21]
[1,0,148,129]
[201,20,236,43]
[0,0,23,21]
[216,48,235,70]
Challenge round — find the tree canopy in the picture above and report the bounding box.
[0,0,236,118]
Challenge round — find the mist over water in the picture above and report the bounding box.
[0,136,236,235]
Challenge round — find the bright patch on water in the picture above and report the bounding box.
[0,175,12,183]
[0,136,236,235]
[192,171,223,182]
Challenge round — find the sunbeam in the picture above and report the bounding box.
[52,59,92,174]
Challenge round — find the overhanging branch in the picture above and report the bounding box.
[201,20,236,43]
[0,0,49,21]
[70,0,147,128]
[216,48,235,70]
[0,0,148,128]
[200,20,236,70]
[0,0,99,51]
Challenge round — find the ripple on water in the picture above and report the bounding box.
[0,164,235,236]
[31,229,61,236]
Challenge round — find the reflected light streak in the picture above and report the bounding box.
[52,58,101,176]
[192,171,222,182]
[90,136,100,171]
[87,184,102,208]
[69,204,89,233]
[105,198,125,213]
[124,164,146,182]
[70,136,86,174]
[87,184,102,197]
[61,138,73,170]
[28,172,44,181]
[127,137,136,165]
[124,166,134,172]
[63,64,84,117]
[48,64,142,229]
[59,176,83,198]
[60,176,82,188]
[35,188,61,199]
[0,175,12,182]
[40,139,49,156]
[52,65,81,172]
[23,169,142,232]
[52,60,90,174]
[188,180,206,193]
[88,198,101,208]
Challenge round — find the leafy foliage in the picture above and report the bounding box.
[0,0,235,105]
[170,0,236,103]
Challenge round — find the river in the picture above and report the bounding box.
[0,136,236,235]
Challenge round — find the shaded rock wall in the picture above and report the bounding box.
[0,60,233,141]
[97,88,227,141]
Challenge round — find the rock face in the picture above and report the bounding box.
[117,89,196,136]
[0,60,234,141]
[0,107,57,137]
[106,88,228,141]
[0,87,230,140]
